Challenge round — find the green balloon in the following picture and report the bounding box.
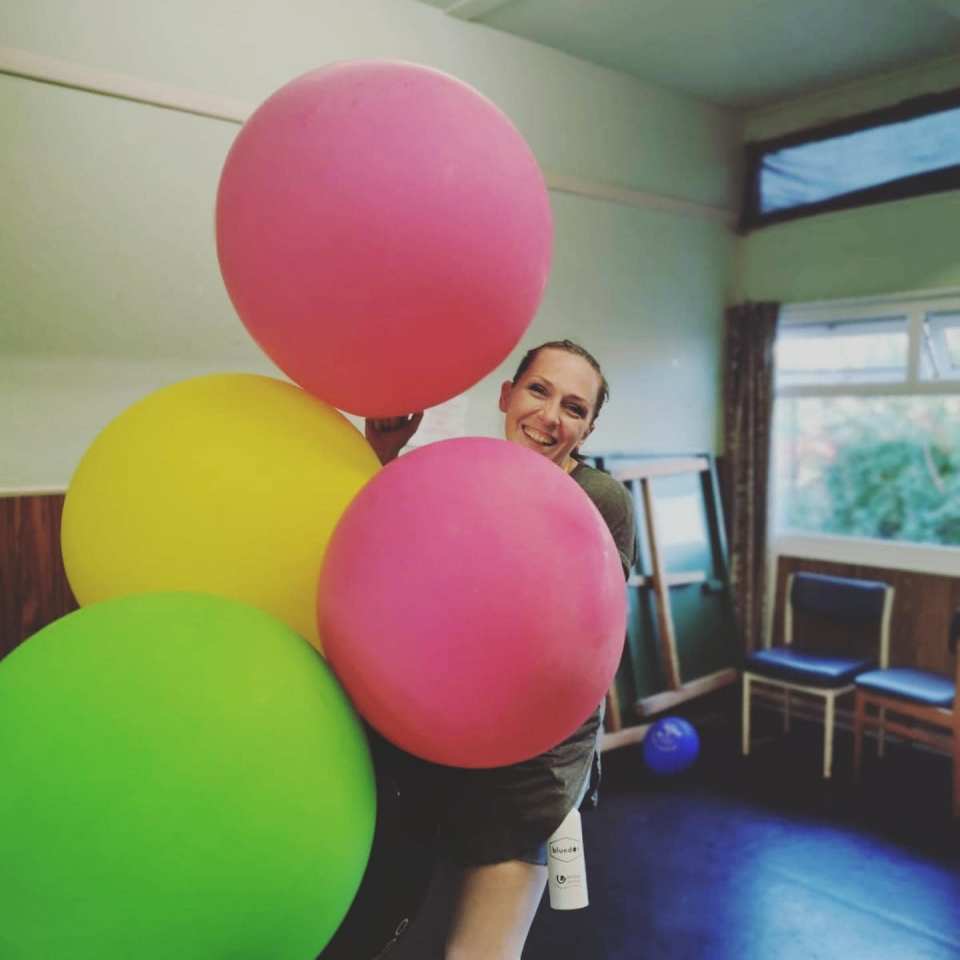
[0,593,375,959]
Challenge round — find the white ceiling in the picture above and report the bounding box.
[418,0,960,110]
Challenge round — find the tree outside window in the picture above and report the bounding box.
[771,294,960,549]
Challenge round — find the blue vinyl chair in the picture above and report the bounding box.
[741,571,894,778]
[853,607,959,817]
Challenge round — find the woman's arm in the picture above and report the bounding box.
[364,413,424,465]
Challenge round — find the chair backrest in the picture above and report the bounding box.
[950,607,960,690]
[784,572,894,666]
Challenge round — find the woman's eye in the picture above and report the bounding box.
[529,383,547,395]
[567,406,587,419]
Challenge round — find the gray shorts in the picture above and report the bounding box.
[515,842,549,866]
[437,705,603,867]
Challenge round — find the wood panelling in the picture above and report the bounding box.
[3,494,957,680]
[775,555,960,677]
[1,494,77,659]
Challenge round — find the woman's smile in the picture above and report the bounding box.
[520,425,556,447]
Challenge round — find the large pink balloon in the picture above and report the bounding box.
[216,61,553,417]
[318,438,626,767]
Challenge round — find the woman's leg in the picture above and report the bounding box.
[444,860,548,960]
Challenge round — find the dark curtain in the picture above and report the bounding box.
[722,301,779,654]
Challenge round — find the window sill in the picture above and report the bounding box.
[771,532,960,577]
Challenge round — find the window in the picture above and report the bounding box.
[922,312,960,381]
[771,291,960,550]
[741,88,960,231]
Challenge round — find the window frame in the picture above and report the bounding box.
[770,287,960,565]
[740,86,960,232]
[922,311,960,381]
[775,314,909,388]
[776,290,960,400]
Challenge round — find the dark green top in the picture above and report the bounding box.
[570,461,638,579]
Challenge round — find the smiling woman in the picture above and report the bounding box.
[360,339,636,959]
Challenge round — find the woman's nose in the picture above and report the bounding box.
[538,398,560,425]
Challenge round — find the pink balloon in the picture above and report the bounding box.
[216,61,553,417]
[317,438,626,768]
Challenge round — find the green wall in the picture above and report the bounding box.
[740,192,960,303]
[1,0,739,490]
[739,56,960,303]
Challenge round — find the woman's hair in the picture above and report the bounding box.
[511,339,609,423]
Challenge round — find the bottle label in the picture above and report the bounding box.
[547,808,589,910]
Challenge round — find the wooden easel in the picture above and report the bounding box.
[598,455,738,749]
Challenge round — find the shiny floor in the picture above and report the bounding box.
[323,705,960,959]
[523,714,960,960]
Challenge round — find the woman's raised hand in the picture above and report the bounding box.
[364,413,424,465]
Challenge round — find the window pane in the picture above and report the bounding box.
[775,318,908,387]
[772,396,960,547]
[949,327,960,364]
[920,311,960,381]
[760,105,960,215]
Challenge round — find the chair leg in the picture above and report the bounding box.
[784,688,792,733]
[953,750,959,819]
[853,692,865,783]
[741,674,751,757]
[952,724,959,819]
[878,706,886,758]
[823,695,835,779]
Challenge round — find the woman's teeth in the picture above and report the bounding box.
[522,426,555,446]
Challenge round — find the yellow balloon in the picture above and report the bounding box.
[61,374,380,650]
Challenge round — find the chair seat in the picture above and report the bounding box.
[746,647,875,689]
[856,668,955,707]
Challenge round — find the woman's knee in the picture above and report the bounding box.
[443,861,547,960]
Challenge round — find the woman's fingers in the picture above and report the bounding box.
[364,413,425,464]
[369,413,423,433]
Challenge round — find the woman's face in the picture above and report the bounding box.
[499,348,601,468]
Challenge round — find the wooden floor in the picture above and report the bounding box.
[350,702,960,960]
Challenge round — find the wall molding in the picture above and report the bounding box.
[0,487,66,498]
[545,170,733,224]
[0,45,734,227]
[0,46,249,123]
[442,0,517,19]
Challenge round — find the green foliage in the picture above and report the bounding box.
[824,439,960,544]
[776,397,960,547]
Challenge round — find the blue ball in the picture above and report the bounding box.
[642,717,700,775]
